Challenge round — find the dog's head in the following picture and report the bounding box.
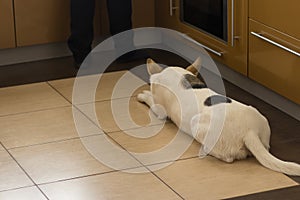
[146,57,206,89]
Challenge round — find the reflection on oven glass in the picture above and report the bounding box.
[181,0,228,42]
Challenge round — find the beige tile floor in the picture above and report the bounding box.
[0,71,298,199]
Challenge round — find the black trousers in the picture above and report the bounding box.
[68,0,132,63]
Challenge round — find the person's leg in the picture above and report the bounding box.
[107,0,136,61]
[106,0,132,35]
[68,0,95,64]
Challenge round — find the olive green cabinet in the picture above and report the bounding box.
[14,0,70,46]
[249,0,300,40]
[249,0,300,104]
[1,0,154,48]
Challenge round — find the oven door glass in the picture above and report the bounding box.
[181,0,228,42]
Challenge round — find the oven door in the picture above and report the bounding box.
[180,0,228,42]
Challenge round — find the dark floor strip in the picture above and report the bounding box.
[0,49,188,88]
[0,57,77,87]
[226,185,300,200]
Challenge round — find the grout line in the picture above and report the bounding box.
[0,185,36,194]
[143,156,200,169]
[148,169,185,199]
[7,132,103,151]
[0,142,50,200]
[37,171,116,186]
[73,94,145,107]
[36,165,146,186]
[0,104,71,118]
[46,82,73,105]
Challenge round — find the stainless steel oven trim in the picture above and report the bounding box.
[181,33,223,57]
[231,0,235,47]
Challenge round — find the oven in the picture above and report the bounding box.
[180,0,229,42]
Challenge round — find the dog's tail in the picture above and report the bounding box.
[244,132,300,176]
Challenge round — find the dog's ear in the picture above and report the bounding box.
[186,57,202,75]
[147,58,163,75]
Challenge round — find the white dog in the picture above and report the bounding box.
[137,57,300,176]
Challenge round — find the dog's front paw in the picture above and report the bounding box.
[137,90,152,103]
[137,93,146,103]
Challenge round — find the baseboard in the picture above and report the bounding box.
[0,42,72,66]
[0,37,108,67]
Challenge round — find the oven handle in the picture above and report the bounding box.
[181,34,223,57]
[231,0,240,46]
[169,0,179,16]
[251,32,300,57]
[231,0,235,47]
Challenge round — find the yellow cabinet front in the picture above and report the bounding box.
[14,0,70,46]
[249,0,300,40]
[0,0,16,49]
[249,19,300,104]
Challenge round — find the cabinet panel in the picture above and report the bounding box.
[249,19,300,104]
[14,0,70,46]
[0,0,16,49]
[249,0,300,40]
[132,0,155,28]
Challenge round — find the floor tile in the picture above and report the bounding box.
[0,146,33,191]
[154,157,298,200]
[77,97,164,133]
[0,106,102,149]
[40,170,181,200]
[109,123,200,165]
[48,70,149,104]
[0,186,47,200]
[79,134,145,172]
[9,138,118,184]
[0,82,69,116]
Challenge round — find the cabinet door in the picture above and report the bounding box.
[249,19,300,104]
[0,0,16,49]
[14,0,70,46]
[250,0,300,40]
[132,0,155,28]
